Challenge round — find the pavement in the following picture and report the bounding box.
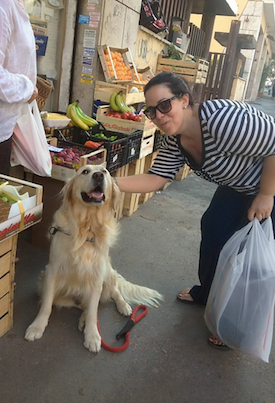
[1,95,275,403]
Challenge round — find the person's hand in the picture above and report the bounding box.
[247,193,274,221]
[28,86,38,103]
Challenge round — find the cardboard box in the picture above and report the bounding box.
[98,45,140,83]
[156,55,209,84]
[96,105,156,136]
[139,133,155,159]
[0,175,43,242]
[94,81,145,105]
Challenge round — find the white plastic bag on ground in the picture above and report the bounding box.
[11,100,52,176]
[204,218,275,362]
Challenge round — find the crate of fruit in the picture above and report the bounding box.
[53,125,128,173]
[0,175,43,242]
[98,45,140,83]
[48,137,107,181]
[156,54,209,84]
[94,81,145,105]
[96,105,156,137]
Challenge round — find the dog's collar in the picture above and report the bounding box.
[49,226,95,243]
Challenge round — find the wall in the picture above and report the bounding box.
[134,27,170,72]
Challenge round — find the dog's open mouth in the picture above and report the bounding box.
[81,185,105,204]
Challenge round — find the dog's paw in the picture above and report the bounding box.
[84,332,102,353]
[25,324,45,341]
[117,301,132,316]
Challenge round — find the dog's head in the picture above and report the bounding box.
[62,165,120,212]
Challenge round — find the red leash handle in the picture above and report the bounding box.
[98,305,149,353]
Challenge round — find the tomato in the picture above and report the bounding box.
[84,140,103,149]
[121,112,129,119]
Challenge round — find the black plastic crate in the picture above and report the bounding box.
[126,130,143,164]
[153,130,165,152]
[54,124,130,173]
[53,125,80,142]
[88,125,128,173]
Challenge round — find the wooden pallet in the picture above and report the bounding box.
[122,158,146,217]
[139,151,158,204]
[112,164,129,221]
[0,235,17,338]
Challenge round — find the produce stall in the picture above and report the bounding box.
[0,175,43,337]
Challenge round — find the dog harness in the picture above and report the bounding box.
[49,226,95,243]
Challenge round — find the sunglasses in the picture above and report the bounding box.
[144,94,182,120]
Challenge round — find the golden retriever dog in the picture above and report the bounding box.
[25,164,163,352]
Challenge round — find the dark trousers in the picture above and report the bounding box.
[189,186,275,305]
[0,136,12,175]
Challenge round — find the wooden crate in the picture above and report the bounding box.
[139,151,158,204]
[112,164,129,221]
[0,175,43,242]
[122,158,146,217]
[94,81,145,105]
[156,55,209,84]
[96,105,156,136]
[48,136,107,181]
[0,235,17,338]
[175,165,192,181]
[98,45,140,84]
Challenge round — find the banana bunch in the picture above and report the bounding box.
[66,101,98,130]
[109,91,132,113]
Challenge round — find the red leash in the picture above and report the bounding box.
[98,305,149,352]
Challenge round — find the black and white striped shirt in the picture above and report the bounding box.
[149,99,275,195]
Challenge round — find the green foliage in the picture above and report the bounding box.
[167,44,182,60]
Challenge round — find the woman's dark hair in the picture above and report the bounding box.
[144,72,194,106]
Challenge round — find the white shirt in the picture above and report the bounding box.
[0,0,37,141]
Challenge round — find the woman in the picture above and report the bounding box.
[116,71,275,349]
[0,0,38,175]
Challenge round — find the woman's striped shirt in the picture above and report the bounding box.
[148,99,275,195]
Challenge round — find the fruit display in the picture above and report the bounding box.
[66,101,98,130]
[50,146,103,170]
[104,49,133,81]
[108,91,142,122]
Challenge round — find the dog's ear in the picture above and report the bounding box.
[111,178,121,216]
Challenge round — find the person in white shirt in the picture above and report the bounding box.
[0,0,38,174]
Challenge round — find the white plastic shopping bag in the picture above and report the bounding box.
[11,100,52,176]
[204,218,275,362]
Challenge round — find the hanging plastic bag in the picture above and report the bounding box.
[11,100,52,176]
[204,218,275,362]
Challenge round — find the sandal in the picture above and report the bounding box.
[177,288,196,304]
[208,335,230,350]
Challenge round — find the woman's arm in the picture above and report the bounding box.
[247,154,275,221]
[116,173,169,193]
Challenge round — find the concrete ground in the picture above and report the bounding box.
[1,96,275,403]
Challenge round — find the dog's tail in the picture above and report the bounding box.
[117,274,164,308]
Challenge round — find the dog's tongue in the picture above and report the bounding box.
[87,190,103,199]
